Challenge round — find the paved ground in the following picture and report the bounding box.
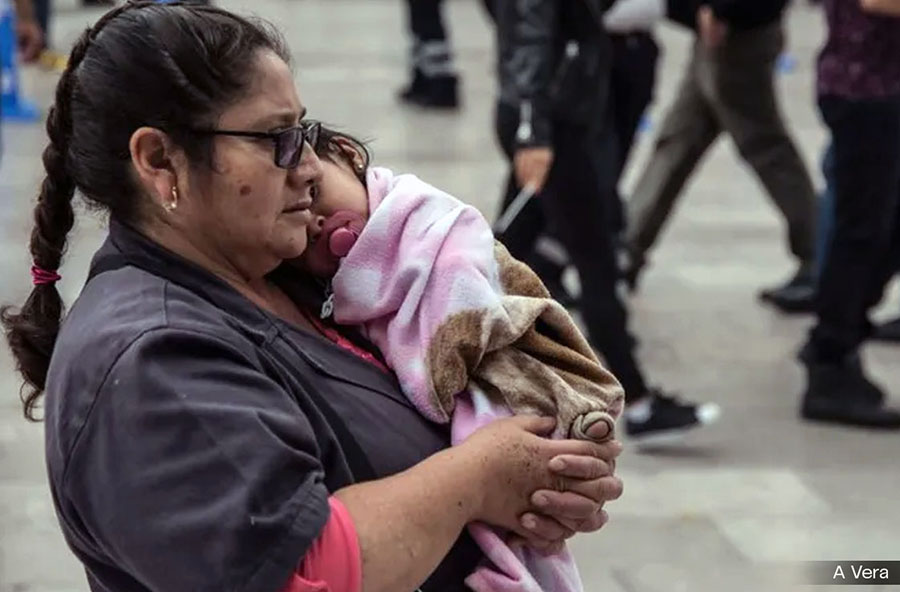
[1,1,898,590]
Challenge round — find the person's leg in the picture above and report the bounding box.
[800,95,900,428]
[611,33,661,183]
[34,0,49,48]
[400,0,458,109]
[609,32,660,237]
[864,169,900,342]
[871,202,900,340]
[815,142,836,280]
[545,119,718,440]
[624,42,720,290]
[701,21,818,305]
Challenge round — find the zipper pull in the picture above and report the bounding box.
[320,282,335,319]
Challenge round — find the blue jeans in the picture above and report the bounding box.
[815,142,835,280]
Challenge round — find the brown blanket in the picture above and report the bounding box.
[426,242,625,441]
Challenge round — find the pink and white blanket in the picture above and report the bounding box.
[331,167,624,592]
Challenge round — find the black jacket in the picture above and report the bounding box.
[495,0,617,150]
[667,0,788,31]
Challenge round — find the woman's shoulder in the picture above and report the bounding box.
[55,264,256,366]
[45,266,267,467]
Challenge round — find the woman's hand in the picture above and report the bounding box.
[456,415,623,550]
[515,439,623,553]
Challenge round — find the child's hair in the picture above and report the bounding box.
[314,124,371,183]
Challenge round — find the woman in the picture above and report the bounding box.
[0,3,623,591]
[798,0,900,428]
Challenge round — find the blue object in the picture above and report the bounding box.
[776,52,797,75]
[0,0,40,122]
[638,114,653,134]
[815,142,836,281]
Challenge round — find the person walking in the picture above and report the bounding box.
[623,0,818,310]
[493,0,718,442]
[797,0,900,428]
[397,0,459,109]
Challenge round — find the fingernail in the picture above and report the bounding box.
[549,458,566,471]
[534,493,549,507]
[522,515,537,529]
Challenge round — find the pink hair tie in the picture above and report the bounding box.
[31,265,62,286]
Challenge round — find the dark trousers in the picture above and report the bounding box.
[808,95,900,361]
[627,23,817,264]
[495,104,647,401]
[610,32,660,234]
[35,0,50,46]
[406,0,447,42]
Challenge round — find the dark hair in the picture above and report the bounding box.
[0,1,290,420]
[315,124,372,183]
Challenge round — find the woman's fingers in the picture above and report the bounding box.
[532,489,600,520]
[548,439,624,464]
[556,509,609,534]
[510,513,574,553]
[548,455,613,480]
[518,513,575,542]
[531,476,622,518]
[509,534,565,556]
[561,475,624,506]
[512,415,558,436]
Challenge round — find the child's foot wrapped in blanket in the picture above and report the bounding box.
[428,241,625,442]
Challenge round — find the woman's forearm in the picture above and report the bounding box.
[860,0,900,16]
[334,446,483,592]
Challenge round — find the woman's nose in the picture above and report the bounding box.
[290,143,323,186]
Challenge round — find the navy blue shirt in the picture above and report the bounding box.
[44,220,479,591]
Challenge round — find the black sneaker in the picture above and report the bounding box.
[625,389,720,443]
[872,317,900,343]
[759,262,817,314]
[397,74,459,110]
[800,352,900,429]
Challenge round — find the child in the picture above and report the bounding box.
[294,126,624,439]
[291,126,626,592]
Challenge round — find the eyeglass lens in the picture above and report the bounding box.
[276,123,321,169]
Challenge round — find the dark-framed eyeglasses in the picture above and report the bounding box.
[188,121,322,169]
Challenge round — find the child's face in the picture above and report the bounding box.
[292,156,369,277]
[309,157,370,224]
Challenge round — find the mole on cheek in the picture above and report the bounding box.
[239,184,252,197]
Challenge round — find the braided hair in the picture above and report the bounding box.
[1,1,290,420]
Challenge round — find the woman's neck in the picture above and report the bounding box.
[140,221,313,329]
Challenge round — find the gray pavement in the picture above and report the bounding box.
[1,1,898,590]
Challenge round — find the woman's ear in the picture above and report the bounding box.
[129,127,180,211]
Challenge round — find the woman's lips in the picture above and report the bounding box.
[283,198,313,214]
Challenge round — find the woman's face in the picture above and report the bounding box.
[176,50,321,279]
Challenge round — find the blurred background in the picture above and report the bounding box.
[1,0,898,590]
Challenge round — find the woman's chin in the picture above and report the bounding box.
[275,230,310,262]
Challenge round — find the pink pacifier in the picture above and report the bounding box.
[321,210,366,259]
[329,226,358,257]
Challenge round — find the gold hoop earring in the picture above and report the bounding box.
[164,186,178,212]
